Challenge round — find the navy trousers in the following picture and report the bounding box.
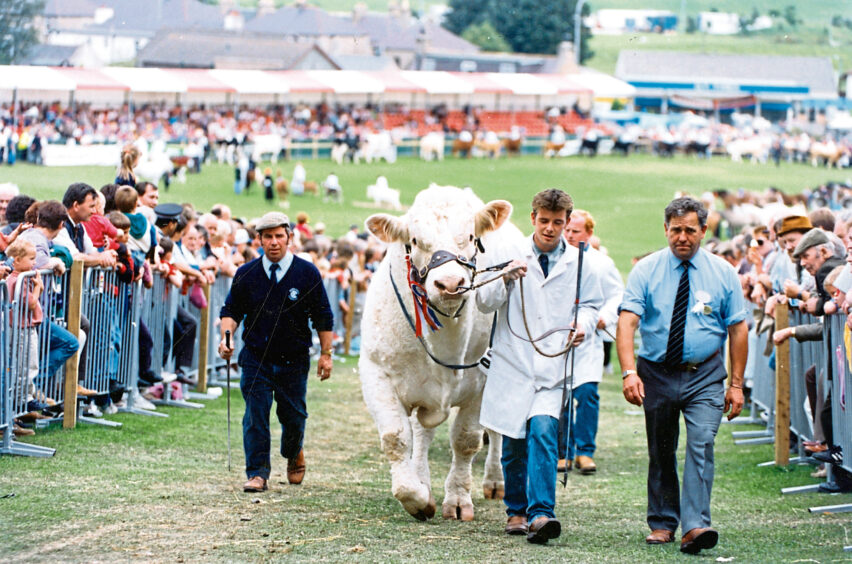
[239,347,310,480]
[638,355,725,534]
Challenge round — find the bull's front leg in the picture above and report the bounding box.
[482,428,504,500]
[360,362,435,521]
[442,400,483,521]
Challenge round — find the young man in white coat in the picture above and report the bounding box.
[559,209,624,474]
[476,189,604,544]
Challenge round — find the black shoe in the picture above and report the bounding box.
[175,371,197,386]
[138,370,163,386]
[813,445,842,465]
[818,481,852,494]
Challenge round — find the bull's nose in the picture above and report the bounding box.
[434,276,465,295]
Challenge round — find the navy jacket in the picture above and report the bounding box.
[220,256,333,363]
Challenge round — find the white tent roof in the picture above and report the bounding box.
[0,65,76,91]
[208,69,291,94]
[100,67,187,93]
[400,71,475,95]
[486,73,559,96]
[307,70,384,94]
[572,70,638,99]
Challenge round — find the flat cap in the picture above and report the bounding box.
[777,215,812,237]
[792,228,829,259]
[256,211,290,232]
[154,203,183,221]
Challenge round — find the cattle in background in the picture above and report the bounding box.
[419,131,445,161]
[360,185,520,521]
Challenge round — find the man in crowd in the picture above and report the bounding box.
[559,209,624,475]
[617,196,747,554]
[0,182,18,226]
[219,212,334,493]
[477,189,603,544]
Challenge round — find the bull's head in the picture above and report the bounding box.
[367,186,511,310]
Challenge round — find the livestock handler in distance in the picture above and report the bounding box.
[476,189,604,545]
[219,212,334,493]
[617,196,747,555]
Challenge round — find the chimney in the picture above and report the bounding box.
[257,0,275,17]
[555,41,580,73]
[352,2,367,23]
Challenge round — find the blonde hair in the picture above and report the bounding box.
[118,144,140,182]
[6,238,35,259]
[571,209,595,234]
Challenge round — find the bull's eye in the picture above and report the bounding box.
[411,237,417,246]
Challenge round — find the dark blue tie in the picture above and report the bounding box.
[538,253,549,278]
[269,263,279,284]
[665,261,691,366]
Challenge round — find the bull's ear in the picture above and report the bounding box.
[366,213,409,243]
[475,200,512,237]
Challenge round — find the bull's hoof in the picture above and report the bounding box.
[483,482,505,500]
[442,502,474,522]
[410,496,436,521]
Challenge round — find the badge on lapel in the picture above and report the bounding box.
[692,290,712,315]
[288,288,300,301]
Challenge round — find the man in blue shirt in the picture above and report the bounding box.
[616,197,748,554]
[220,212,334,493]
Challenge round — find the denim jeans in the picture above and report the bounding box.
[501,415,558,522]
[558,382,599,460]
[239,347,310,480]
[44,321,79,378]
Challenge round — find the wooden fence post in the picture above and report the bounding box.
[774,303,791,466]
[63,260,84,430]
[196,284,211,393]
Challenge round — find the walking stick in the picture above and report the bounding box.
[225,330,232,472]
[559,241,584,487]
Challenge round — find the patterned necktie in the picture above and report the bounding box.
[665,260,691,366]
[538,253,549,278]
[269,262,279,284]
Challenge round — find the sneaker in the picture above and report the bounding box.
[130,389,157,410]
[160,371,177,383]
[103,403,118,415]
[811,466,828,478]
[83,401,103,418]
[25,399,50,413]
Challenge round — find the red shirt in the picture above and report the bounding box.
[83,214,118,249]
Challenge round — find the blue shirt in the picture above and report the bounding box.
[262,252,293,283]
[532,235,566,275]
[620,247,747,364]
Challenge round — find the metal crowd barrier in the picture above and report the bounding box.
[205,274,242,388]
[787,310,820,448]
[140,273,202,409]
[2,269,67,457]
[732,320,776,446]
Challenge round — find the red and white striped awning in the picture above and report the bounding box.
[0,65,621,98]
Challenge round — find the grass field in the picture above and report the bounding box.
[2,154,852,562]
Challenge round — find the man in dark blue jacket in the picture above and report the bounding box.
[219,211,334,493]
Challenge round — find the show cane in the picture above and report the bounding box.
[559,240,585,488]
[225,330,232,472]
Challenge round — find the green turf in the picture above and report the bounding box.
[1,154,844,275]
[1,154,850,561]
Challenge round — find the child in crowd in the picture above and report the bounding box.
[5,239,46,416]
[83,191,118,251]
[106,211,136,283]
[116,144,140,188]
[157,238,183,289]
[0,219,30,254]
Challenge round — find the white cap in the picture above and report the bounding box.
[234,228,250,245]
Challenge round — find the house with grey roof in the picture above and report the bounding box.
[137,30,340,70]
[244,3,372,58]
[615,50,839,116]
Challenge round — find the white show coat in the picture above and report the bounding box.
[476,235,604,439]
[571,247,624,388]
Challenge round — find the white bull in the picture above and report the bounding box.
[251,133,286,163]
[358,131,397,164]
[419,132,445,161]
[360,185,515,521]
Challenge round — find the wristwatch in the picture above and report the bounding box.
[622,369,637,380]
[321,348,334,356]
